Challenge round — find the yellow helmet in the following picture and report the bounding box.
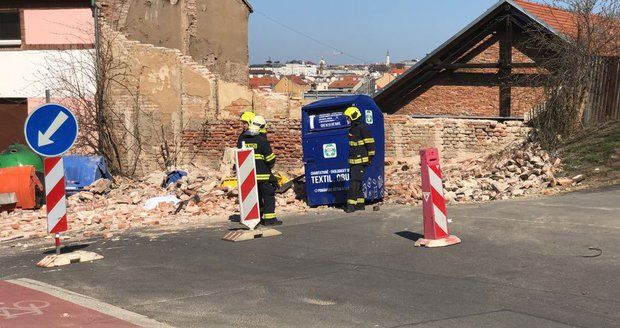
[240,111,256,124]
[343,106,361,121]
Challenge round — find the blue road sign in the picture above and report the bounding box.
[24,103,79,157]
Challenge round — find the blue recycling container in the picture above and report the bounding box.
[302,95,385,206]
[63,155,112,194]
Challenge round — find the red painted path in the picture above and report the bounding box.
[0,281,137,328]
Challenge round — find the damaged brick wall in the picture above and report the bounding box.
[177,115,529,175]
[384,116,530,163]
[181,118,303,172]
[104,25,300,176]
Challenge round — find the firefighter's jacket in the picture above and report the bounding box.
[237,132,276,182]
[348,120,375,165]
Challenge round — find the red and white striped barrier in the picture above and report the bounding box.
[44,157,68,254]
[44,157,68,234]
[235,148,261,230]
[416,148,461,247]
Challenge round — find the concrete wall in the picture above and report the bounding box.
[108,0,250,85]
[123,0,184,50]
[191,0,250,85]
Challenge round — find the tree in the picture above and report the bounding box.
[524,0,620,148]
[39,14,143,176]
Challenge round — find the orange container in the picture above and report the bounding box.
[0,166,43,209]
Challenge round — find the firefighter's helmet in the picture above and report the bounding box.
[240,111,256,124]
[344,106,362,121]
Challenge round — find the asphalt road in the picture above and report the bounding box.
[1,186,619,328]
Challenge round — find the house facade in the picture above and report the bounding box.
[374,0,578,119]
[0,0,94,150]
[274,76,311,99]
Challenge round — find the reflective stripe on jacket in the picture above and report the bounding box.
[237,133,276,181]
[348,120,375,165]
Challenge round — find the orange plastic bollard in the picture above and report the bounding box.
[0,166,43,209]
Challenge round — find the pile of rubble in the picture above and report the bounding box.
[385,143,583,205]
[0,164,307,243]
[2,142,586,243]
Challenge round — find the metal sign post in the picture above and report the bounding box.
[24,103,79,254]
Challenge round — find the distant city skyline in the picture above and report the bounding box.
[249,0,499,65]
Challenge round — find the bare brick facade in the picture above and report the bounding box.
[384,116,530,163]
[181,119,303,172]
[178,116,529,174]
[397,42,544,118]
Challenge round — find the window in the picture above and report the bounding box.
[0,12,21,46]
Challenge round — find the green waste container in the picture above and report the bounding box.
[0,144,44,172]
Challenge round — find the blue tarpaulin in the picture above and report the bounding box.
[63,156,112,194]
[165,170,188,187]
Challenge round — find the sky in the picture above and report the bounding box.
[249,0,501,65]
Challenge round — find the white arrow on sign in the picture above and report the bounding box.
[423,192,430,202]
[38,111,68,147]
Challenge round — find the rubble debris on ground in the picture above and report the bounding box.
[384,142,582,205]
[1,142,584,243]
[0,164,307,243]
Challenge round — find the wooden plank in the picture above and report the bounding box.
[432,72,546,87]
[499,17,513,118]
[221,228,282,242]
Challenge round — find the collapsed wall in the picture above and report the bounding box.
[103,23,530,176]
[176,116,530,175]
[102,25,302,176]
[385,116,530,164]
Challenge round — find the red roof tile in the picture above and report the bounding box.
[279,75,309,86]
[329,75,362,89]
[390,68,406,76]
[249,76,279,89]
[513,0,578,36]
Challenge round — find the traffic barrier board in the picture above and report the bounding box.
[235,148,260,230]
[44,157,67,234]
[416,148,461,247]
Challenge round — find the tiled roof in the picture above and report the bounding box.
[329,75,362,89]
[513,0,578,36]
[249,76,279,89]
[390,68,406,75]
[285,75,309,86]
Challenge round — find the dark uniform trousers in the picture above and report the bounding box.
[347,165,366,207]
[258,181,276,220]
[346,119,374,209]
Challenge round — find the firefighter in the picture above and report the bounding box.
[343,106,375,213]
[237,116,282,226]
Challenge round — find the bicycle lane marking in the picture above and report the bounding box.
[0,280,138,328]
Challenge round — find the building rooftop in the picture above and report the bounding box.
[249,76,279,89]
